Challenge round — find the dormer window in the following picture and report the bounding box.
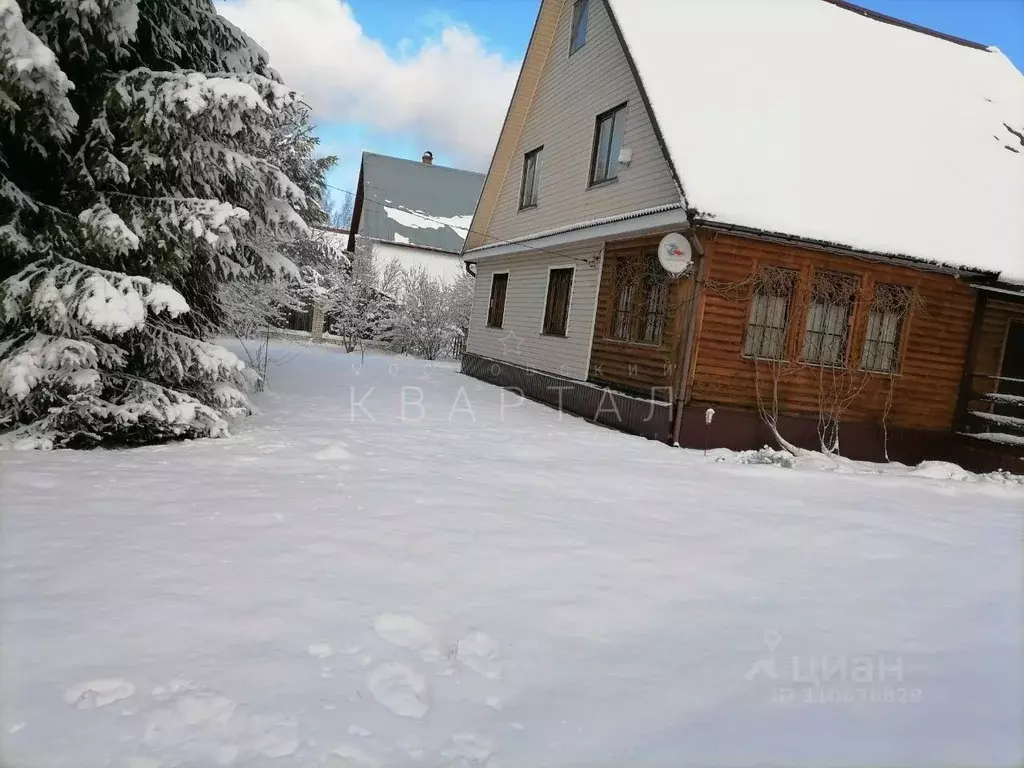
[569,0,589,55]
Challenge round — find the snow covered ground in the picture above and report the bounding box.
[1,342,1021,767]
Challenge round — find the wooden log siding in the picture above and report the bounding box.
[588,239,692,399]
[686,231,977,432]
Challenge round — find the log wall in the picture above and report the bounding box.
[686,230,977,432]
[588,237,693,399]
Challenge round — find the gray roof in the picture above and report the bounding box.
[351,152,485,254]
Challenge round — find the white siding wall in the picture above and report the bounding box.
[372,242,463,285]
[466,243,603,380]
[482,0,679,244]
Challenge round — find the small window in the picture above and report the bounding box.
[590,104,627,185]
[543,267,574,337]
[610,253,669,345]
[519,146,542,209]
[801,272,858,366]
[611,280,636,340]
[744,268,797,360]
[487,272,508,328]
[569,0,589,55]
[861,284,909,373]
[641,283,668,344]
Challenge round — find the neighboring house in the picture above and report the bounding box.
[347,151,485,285]
[460,0,1024,470]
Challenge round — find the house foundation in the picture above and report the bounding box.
[462,353,1024,474]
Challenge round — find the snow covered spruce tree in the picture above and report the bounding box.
[0,0,323,447]
[217,114,335,382]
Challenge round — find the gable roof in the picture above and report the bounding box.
[602,0,1024,282]
[462,0,563,253]
[348,152,485,254]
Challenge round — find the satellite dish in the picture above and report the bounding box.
[658,232,693,276]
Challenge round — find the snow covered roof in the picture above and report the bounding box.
[607,0,1024,282]
[350,152,485,254]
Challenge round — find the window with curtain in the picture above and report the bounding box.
[861,283,909,373]
[610,253,669,345]
[744,268,797,360]
[801,271,858,365]
[611,280,636,341]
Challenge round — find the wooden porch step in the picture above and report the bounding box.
[980,392,1024,408]
[958,431,1024,447]
[967,410,1024,430]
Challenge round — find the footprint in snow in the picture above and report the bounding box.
[365,662,429,719]
[325,743,378,766]
[485,696,503,711]
[456,631,503,680]
[143,682,298,763]
[315,443,352,461]
[373,613,441,662]
[247,714,300,759]
[441,733,494,763]
[63,678,135,709]
[308,642,334,659]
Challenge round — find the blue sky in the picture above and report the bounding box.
[219,0,1024,214]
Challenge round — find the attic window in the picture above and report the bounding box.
[519,146,542,209]
[569,0,589,55]
[590,104,627,185]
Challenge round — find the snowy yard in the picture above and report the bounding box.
[1,342,1021,767]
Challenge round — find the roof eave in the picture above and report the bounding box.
[968,280,1024,298]
[695,217,998,280]
[464,204,688,261]
[368,237,462,256]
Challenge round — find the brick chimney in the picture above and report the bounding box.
[421,151,433,165]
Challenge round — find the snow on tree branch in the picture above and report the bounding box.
[0,0,78,148]
[0,0,332,448]
[2,258,188,334]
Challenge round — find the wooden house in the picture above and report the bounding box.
[460,0,1024,470]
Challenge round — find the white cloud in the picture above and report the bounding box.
[217,0,520,170]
